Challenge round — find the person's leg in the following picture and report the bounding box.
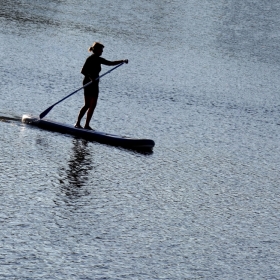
[84,96,98,129]
[74,95,91,128]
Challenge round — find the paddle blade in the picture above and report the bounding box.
[39,105,54,119]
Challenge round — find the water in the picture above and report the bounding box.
[1,0,280,279]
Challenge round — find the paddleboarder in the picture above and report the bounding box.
[74,42,128,130]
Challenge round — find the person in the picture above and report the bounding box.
[74,42,128,130]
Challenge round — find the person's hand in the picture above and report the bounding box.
[123,59,128,64]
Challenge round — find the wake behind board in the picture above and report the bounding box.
[22,115,155,150]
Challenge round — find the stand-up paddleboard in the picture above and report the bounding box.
[22,115,155,150]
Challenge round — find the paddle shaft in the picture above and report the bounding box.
[39,62,125,119]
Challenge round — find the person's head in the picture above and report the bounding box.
[88,42,104,56]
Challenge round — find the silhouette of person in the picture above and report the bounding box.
[74,42,128,130]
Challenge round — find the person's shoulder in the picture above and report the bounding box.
[84,54,97,65]
[88,54,104,62]
[84,54,92,62]
[87,54,96,60]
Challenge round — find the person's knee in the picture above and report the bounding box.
[83,103,90,110]
[90,99,97,108]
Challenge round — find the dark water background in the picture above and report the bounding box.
[1,1,280,279]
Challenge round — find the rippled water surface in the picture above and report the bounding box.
[1,1,280,279]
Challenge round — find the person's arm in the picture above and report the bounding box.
[101,58,128,66]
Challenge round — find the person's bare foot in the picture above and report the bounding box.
[74,123,83,129]
[84,126,94,130]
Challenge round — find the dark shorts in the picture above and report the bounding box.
[83,78,99,98]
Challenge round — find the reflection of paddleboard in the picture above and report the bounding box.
[22,115,155,150]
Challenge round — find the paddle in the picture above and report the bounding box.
[39,62,125,119]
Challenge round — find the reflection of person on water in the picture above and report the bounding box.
[74,42,128,130]
[60,139,92,195]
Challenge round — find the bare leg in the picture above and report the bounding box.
[74,106,88,128]
[74,95,91,128]
[84,97,98,129]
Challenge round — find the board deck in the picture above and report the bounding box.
[22,115,155,150]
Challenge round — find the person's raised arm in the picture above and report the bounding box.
[101,58,128,66]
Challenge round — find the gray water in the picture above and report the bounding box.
[1,1,280,279]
